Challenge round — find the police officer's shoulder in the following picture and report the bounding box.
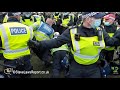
[67,25,80,33]
[68,25,77,30]
[0,22,18,26]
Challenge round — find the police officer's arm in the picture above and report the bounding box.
[112,29,120,46]
[29,21,40,31]
[103,29,120,46]
[39,28,71,50]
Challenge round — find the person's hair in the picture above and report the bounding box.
[82,17,91,22]
[82,18,86,22]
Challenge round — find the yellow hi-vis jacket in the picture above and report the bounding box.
[0,15,9,54]
[70,28,105,65]
[54,14,60,22]
[51,44,69,55]
[21,16,35,26]
[33,15,41,22]
[0,22,33,60]
[62,16,71,28]
[34,21,53,41]
[29,21,41,31]
[3,15,8,23]
[0,50,3,54]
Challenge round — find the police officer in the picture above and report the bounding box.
[51,32,69,78]
[52,12,63,35]
[2,12,8,23]
[109,13,120,75]
[101,13,117,63]
[0,12,34,78]
[21,12,36,26]
[61,12,74,31]
[38,12,45,22]
[53,12,61,22]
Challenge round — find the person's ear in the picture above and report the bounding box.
[86,17,92,23]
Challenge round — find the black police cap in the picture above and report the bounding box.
[82,12,105,19]
[8,12,21,16]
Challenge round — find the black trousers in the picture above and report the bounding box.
[4,55,32,78]
[52,50,68,77]
[100,49,114,63]
[68,60,101,78]
[52,50,68,70]
[32,47,51,65]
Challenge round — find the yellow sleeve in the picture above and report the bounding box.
[29,21,41,31]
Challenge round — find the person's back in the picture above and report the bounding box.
[34,21,54,41]
[0,12,9,60]
[0,21,33,59]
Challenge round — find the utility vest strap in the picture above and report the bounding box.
[51,44,69,54]
[70,28,105,65]
[70,28,101,59]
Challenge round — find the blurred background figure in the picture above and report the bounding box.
[21,12,36,26]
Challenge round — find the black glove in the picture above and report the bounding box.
[27,40,40,48]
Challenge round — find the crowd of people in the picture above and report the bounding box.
[0,12,120,78]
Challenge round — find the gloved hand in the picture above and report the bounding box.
[27,40,40,48]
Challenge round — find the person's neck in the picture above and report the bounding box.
[83,22,91,28]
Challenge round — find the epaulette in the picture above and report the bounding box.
[67,26,78,33]
[68,25,77,29]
